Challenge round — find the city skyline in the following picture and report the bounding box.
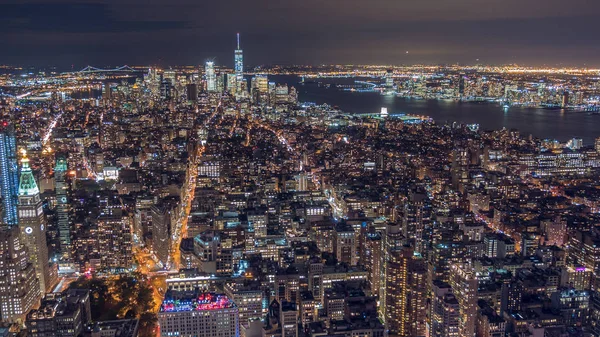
[2,0,600,67]
[2,2,600,336]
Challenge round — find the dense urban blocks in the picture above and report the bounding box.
[1,49,600,337]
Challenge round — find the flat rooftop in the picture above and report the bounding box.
[160,292,236,313]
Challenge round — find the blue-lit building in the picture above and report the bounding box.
[205,61,217,93]
[0,121,20,226]
[234,33,244,94]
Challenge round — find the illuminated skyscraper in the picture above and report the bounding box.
[251,75,269,104]
[384,69,395,95]
[151,199,177,268]
[97,209,132,270]
[159,80,172,100]
[18,152,50,293]
[334,223,357,265]
[235,33,243,83]
[234,33,245,96]
[562,91,569,108]
[363,229,384,307]
[0,121,20,226]
[450,263,478,337]
[205,61,217,93]
[458,74,466,98]
[384,245,427,337]
[402,186,432,255]
[224,281,264,328]
[226,74,238,95]
[385,69,394,88]
[0,226,41,324]
[55,156,72,267]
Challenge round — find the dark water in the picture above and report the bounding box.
[271,75,600,144]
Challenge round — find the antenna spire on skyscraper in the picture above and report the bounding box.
[234,32,244,98]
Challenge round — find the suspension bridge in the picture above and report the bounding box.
[72,65,140,74]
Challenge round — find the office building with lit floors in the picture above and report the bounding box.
[449,262,479,337]
[430,281,459,337]
[151,198,178,268]
[0,226,41,324]
[55,155,74,270]
[224,281,264,329]
[334,223,357,266]
[158,291,239,337]
[18,152,51,292]
[280,301,298,337]
[0,121,20,227]
[97,209,133,271]
[26,289,91,337]
[205,61,217,93]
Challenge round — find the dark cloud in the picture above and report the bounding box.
[1,0,600,68]
[0,3,187,33]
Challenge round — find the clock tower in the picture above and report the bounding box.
[17,151,50,293]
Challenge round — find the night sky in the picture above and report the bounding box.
[2,0,600,68]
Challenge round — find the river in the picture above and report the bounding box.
[270,75,600,145]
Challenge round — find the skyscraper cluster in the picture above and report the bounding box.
[0,123,48,325]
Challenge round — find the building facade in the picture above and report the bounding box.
[18,153,50,292]
[0,121,19,226]
[158,291,239,337]
[0,226,40,323]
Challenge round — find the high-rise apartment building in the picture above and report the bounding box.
[384,245,427,337]
[364,231,383,293]
[0,226,41,323]
[334,223,357,265]
[193,230,233,276]
[226,74,237,95]
[450,263,479,337]
[385,69,394,89]
[97,209,132,270]
[567,230,600,276]
[251,74,269,105]
[430,281,459,337]
[381,223,404,320]
[224,281,264,329]
[402,187,432,255]
[26,289,91,337]
[247,208,268,238]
